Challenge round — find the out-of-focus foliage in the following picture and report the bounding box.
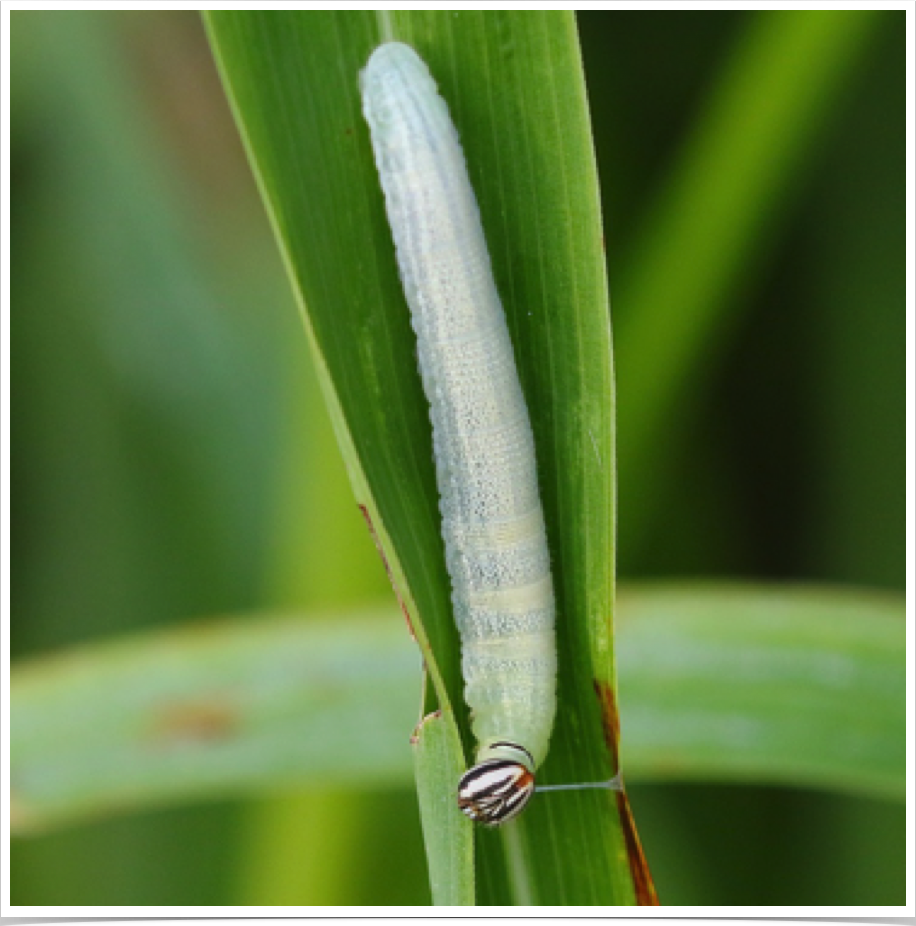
[10,585,903,833]
[10,9,905,906]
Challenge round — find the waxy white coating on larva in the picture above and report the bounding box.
[360,42,557,772]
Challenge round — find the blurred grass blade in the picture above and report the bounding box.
[413,711,475,906]
[616,584,905,800]
[615,10,883,548]
[11,584,903,833]
[9,611,419,833]
[204,11,638,904]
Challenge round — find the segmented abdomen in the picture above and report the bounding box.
[361,42,556,768]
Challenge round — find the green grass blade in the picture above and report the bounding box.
[616,584,905,801]
[9,611,418,833]
[413,711,475,906]
[203,11,639,904]
[11,584,902,834]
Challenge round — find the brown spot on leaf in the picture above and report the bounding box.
[9,791,42,835]
[151,699,237,745]
[594,679,659,905]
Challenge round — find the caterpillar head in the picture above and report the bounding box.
[457,746,536,826]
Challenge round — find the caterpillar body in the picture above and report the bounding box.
[360,42,557,825]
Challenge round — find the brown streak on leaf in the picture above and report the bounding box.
[359,503,417,640]
[411,709,443,745]
[615,788,659,906]
[592,678,621,767]
[594,679,659,905]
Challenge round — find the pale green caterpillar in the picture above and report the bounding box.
[361,41,617,825]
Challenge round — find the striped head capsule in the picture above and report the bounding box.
[457,759,535,826]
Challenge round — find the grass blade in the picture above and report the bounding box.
[203,11,639,904]
[412,711,475,906]
[12,584,901,833]
[616,584,905,801]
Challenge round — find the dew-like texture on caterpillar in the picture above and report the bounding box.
[360,42,557,794]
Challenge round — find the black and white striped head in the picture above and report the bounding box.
[457,751,536,826]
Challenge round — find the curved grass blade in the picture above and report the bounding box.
[616,584,905,800]
[10,584,903,833]
[9,611,418,833]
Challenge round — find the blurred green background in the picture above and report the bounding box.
[10,10,904,905]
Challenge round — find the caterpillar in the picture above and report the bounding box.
[361,41,574,826]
